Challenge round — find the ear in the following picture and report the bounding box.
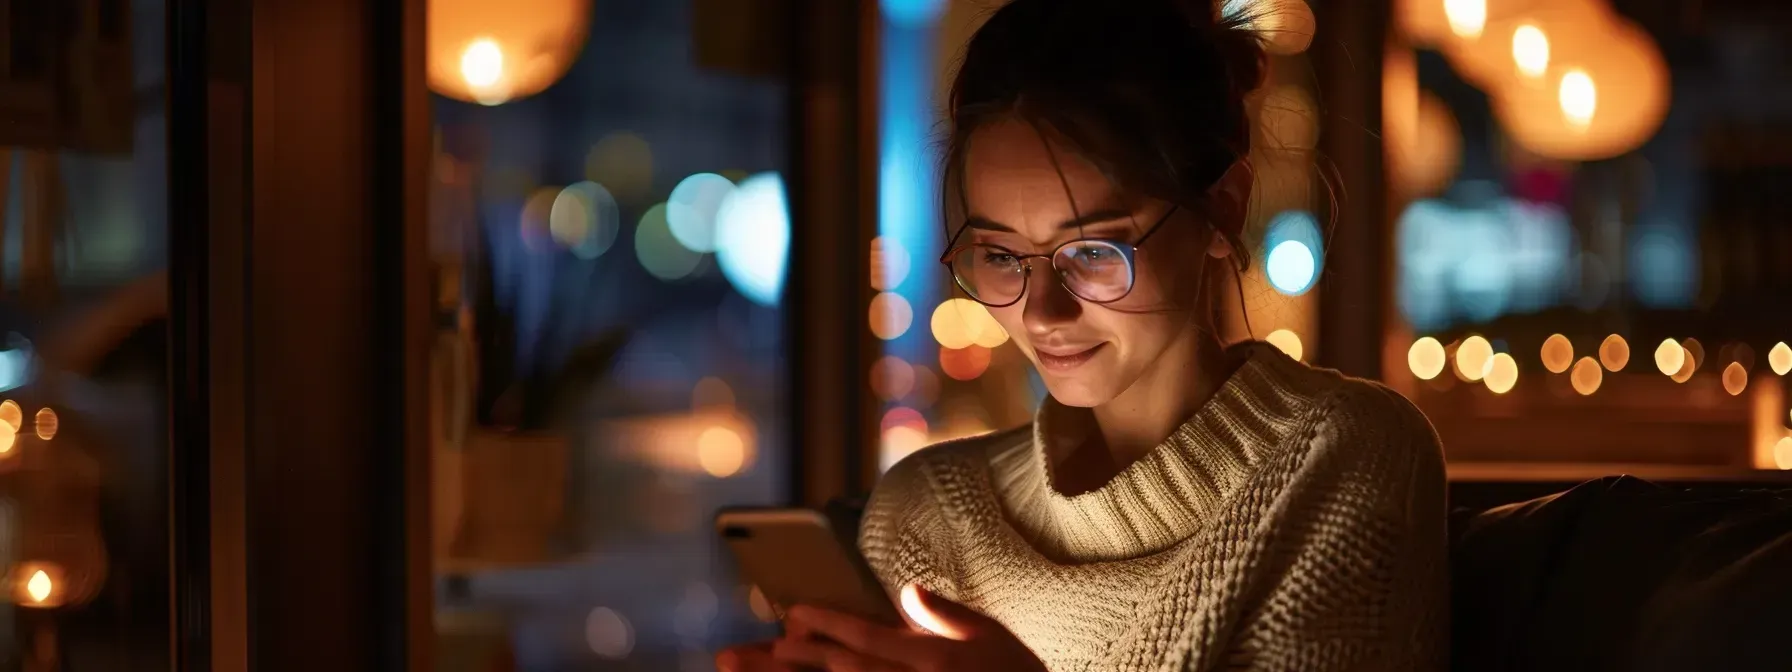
[1206,160,1253,259]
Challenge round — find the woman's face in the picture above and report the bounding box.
[960,119,1227,408]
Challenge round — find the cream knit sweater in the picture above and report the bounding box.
[858,343,1448,671]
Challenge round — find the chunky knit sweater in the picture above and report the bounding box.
[858,343,1448,671]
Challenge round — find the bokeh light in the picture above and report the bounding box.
[1512,24,1549,78]
[1258,85,1320,152]
[1444,0,1485,38]
[667,173,736,253]
[870,356,916,401]
[1456,336,1494,382]
[1558,70,1596,128]
[931,299,1006,350]
[911,365,941,407]
[940,345,993,381]
[880,426,929,473]
[1681,338,1706,373]
[428,0,589,104]
[1770,342,1791,376]
[1776,437,1792,471]
[1722,362,1749,396]
[0,400,21,432]
[0,430,14,455]
[715,172,792,307]
[551,181,621,259]
[1570,357,1602,395]
[635,203,703,281]
[869,292,915,341]
[1654,339,1685,376]
[1485,353,1518,394]
[1495,21,1670,161]
[1599,335,1629,371]
[870,237,911,291]
[881,407,928,434]
[585,132,655,204]
[519,187,560,252]
[881,0,945,27]
[33,408,56,441]
[697,426,749,478]
[1263,211,1323,296]
[1265,329,1304,361]
[1408,337,1447,380]
[585,607,635,659]
[1540,334,1573,374]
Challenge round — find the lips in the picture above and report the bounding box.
[1033,343,1105,372]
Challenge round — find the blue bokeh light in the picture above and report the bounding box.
[667,173,736,253]
[714,172,791,306]
[1262,210,1323,296]
[881,0,946,28]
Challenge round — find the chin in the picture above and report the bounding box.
[1036,369,1125,408]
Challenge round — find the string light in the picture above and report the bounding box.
[1722,362,1748,396]
[1455,336,1494,382]
[1599,335,1629,371]
[1485,353,1519,394]
[1540,334,1573,374]
[1570,357,1602,395]
[1653,339,1685,376]
[1771,342,1792,376]
[1408,337,1447,380]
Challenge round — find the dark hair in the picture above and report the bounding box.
[941,0,1270,268]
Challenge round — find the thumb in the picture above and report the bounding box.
[899,583,991,641]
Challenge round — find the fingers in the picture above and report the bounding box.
[771,636,908,672]
[716,643,794,672]
[899,584,986,641]
[785,605,922,662]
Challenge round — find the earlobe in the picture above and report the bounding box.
[1207,232,1233,259]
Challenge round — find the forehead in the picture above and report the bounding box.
[960,118,1132,226]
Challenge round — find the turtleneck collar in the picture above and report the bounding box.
[987,343,1321,562]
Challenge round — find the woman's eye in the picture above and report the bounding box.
[982,252,1020,267]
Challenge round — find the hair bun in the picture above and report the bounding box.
[1188,0,1270,97]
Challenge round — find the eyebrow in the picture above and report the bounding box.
[962,207,1138,234]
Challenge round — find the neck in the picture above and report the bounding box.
[1089,328,1231,465]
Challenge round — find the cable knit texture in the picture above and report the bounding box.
[858,343,1448,671]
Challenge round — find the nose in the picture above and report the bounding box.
[1021,263,1082,337]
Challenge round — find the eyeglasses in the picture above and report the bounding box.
[940,206,1178,308]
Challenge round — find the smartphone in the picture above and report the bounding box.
[715,507,904,627]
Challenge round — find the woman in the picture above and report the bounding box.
[721,0,1447,669]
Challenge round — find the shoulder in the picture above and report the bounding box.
[1297,375,1447,515]
[871,424,1031,508]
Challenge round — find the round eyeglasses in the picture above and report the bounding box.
[940,206,1178,308]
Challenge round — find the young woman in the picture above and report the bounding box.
[720,0,1448,669]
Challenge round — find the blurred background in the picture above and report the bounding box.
[4,0,1791,669]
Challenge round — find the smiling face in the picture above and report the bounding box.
[958,118,1232,408]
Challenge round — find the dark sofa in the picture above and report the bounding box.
[826,475,1792,671]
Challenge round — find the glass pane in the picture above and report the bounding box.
[427,2,790,669]
[0,0,171,668]
[1384,5,1791,475]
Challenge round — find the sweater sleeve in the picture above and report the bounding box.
[857,450,964,603]
[1224,382,1450,672]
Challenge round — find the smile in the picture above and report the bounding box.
[1034,343,1105,372]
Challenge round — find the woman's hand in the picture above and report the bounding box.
[764,584,1047,672]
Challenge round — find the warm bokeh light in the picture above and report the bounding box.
[1558,69,1595,128]
[869,292,915,340]
[1776,437,1792,471]
[1769,342,1791,376]
[1570,357,1603,396]
[691,377,735,410]
[1484,353,1518,394]
[1444,0,1485,38]
[1455,336,1493,381]
[940,345,993,381]
[696,426,748,478]
[1512,24,1549,78]
[1540,334,1573,373]
[1496,21,1670,161]
[1383,47,1462,199]
[911,365,941,407]
[1671,354,1696,384]
[1681,338,1706,372]
[1265,329,1304,361]
[519,187,561,252]
[0,431,15,456]
[880,426,930,472]
[26,570,50,604]
[428,0,589,104]
[1654,339,1685,376]
[931,299,1006,349]
[1599,335,1630,371]
[1408,337,1447,380]
[0,400,21,432]
[1722,362,1749,396]
[881,407,928,434]
[870,356,916,401]
[870,237,912,291]
[33,408,56,441]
